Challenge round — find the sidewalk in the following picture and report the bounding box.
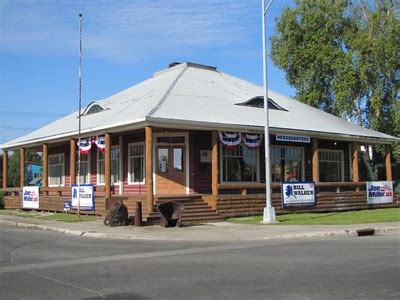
[0,214,399,241]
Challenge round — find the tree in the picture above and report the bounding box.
[7,151,42,187]
[271,0,399,177]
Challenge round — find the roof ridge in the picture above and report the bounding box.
[147,64,188,117]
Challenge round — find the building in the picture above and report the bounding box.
[1,62,398,222]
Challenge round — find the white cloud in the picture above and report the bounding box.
[0,0,260,62]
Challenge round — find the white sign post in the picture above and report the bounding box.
[22,186,40,209]
[367,181,393,204]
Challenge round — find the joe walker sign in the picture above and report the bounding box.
[282,182,316,208]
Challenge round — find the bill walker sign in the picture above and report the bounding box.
[282,182,316,208]
[367,181,393,205]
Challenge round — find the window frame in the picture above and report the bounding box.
[97,146,121,185]
[319,148,345,182]
[128,142,145,185]
[75,151,91,185]
[48,153,65,187]
[219,144,260,183]
[271,145,305,183]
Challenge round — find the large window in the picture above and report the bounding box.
[271,147,304,182]
[221,145,258,182]
[48,153,64,186]
[128,143,145,184]
[319,150,344,182]
[75,152,90,184]
[97,147,120,185]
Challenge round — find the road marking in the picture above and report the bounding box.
[0,243,262,274]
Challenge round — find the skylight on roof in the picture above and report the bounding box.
[236,96,287,111]
[82,102,107,116]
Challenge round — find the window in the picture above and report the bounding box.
[76,152,90,184]
[48,153,64,186]
[128,143,145,184]
[319,150,344,182]
[221,145,258,182]
[83,102,106,115]
[97,147,120,185]
[271,147,304,182]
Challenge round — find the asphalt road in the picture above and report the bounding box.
[0,225,399,300]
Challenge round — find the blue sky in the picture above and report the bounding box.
[0,0,295,146]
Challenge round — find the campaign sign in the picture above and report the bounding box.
[367,181,393,204]
[282,182,316,208]
[64,201,72,211]
[71,184,94,210]
[22,186,40,209]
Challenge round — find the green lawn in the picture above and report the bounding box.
[0,209,97,222]
[227,208,400,225]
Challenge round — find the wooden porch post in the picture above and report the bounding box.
[352,142,359,191]
[20,148,25,188]
[211,131,219,204]
[70,139,76,186]
[42,144,48,190]
[312,138,319,182]
[2,150,8,189]
[105,133,111,199]
[145,127,154,213]
[385,144,392,181]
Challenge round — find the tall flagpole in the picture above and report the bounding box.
[261,0,276,223]
[77,13,83,218]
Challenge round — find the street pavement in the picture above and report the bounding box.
[0,214,399,241]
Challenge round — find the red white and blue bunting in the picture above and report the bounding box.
[218,131,263,149]
[242,133,263,149]
[78,138,92,154]
[78,135,106,154]
[218,131,242,149]
[94,135,106,153]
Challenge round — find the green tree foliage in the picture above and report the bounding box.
[271,0,399,156]
[6,151,42,187]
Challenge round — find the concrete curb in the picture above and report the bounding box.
[1,219,399,241]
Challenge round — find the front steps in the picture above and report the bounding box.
[146,195,224,225]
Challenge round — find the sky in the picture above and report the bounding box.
[0,0,295,147]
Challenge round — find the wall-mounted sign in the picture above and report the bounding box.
[71,184,94,210]
[200,150,211,163]
[276,134,310,143]
[22,186,40,209]
[282,182,316,208]
[367,181,393,204]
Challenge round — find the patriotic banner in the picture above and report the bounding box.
[94,135,106,153]
[218,131,242,148]
[242,133,263,149]
[78,138,92,154]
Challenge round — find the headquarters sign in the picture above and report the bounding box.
[282,182,316,208]
[367,181,393,204]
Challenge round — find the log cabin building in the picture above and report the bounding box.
[1,62,399,223]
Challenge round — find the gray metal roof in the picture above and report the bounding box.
[2,62,398,150]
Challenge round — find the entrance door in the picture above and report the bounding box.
[156,146,185,195]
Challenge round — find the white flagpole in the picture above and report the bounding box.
[77,13,83,218]
[261,0,276,223]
